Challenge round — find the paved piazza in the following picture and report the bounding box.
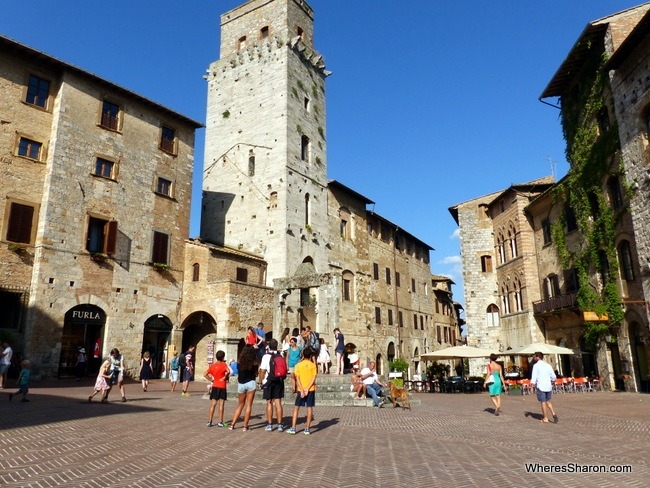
[1,380,648,487]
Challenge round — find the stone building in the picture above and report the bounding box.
[453,4,650,389]
[0,35,201,378]
[197,0,460,375]
[538,3,650,391]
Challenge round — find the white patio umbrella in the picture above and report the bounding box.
[420,345,499,360]
[511,343,575,355]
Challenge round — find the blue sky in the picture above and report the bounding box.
[2,0,643,306]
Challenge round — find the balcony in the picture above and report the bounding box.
[533,292,578,315]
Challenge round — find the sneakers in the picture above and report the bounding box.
[265,424,274,431]
[122,397,127,403]
[242,426,250,432]
[207,422,213,427]
[286,427,297,435]
[181,392,190,397]
[304,428,311,435]
[216,422,226,427]
[277,424,284,432]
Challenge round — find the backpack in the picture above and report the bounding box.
[309,332,321,352]
[178,353,187,369]
[268,353,287,381]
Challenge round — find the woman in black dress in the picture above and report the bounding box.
[139,351,154,391]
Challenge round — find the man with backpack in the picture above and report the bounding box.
[258,339,287,431]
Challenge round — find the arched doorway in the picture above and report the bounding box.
[630,322,649,393]
[142,315,173,378]
[414,347,420,377]
[181,311,217,372]
[387,342,396,363]
[375,353,383,375]
[343,342,358,372]
[59,304,106,378]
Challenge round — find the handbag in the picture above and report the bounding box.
[485,365,495,385]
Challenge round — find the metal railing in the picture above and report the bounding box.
[532,292,578,314]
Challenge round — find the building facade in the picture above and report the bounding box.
[0,36,201,378]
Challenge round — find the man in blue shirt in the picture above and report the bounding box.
[531,351,558,424]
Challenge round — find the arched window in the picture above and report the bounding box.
[342,270,354,302]
[304,193,310,227]
[486,304,500,328]
[301,135,311,162]
[508,223,518,259]
[192,263,200,282]
[513,277,523,312]
[501,285,511,315]
[618,240,634,282]
[544,274,560,299]
[497,233,506,264]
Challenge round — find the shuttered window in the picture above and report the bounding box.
[7,203,34,244]
[152,231,170,265]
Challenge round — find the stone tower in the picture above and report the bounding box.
[202,0,330,287]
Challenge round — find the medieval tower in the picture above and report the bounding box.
[202,0,330,291]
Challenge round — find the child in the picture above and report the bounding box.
[88,358,112,403]
[204,350,229,427]
[9,359,31,402]
[169,352,180,392]
[287,347,317,435]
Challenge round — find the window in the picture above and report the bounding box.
[304,193,310,226]
[508,224,518,258]
[375,307,381,324]
[26,74,50,109]
[260,26,269,39]
[565,206,578,232]
[152,231,170,265]
[618,241,634,282]
[385,268,391,285]
[542,219,552,245]
[301,135,311,162]
[607,175,623,210]
[565,268,579,293]
[17,137,42,160]
[339,207,350,239]
[437,325,441,344]
[411,278,416,293]
[160,126,176,154]
[101,100,120,130]
[497,233,506,264]
[513,278,523,312]
[342,270,354,302]
[597,107,610,134]
[420,315,424,330]
[248,150,255,177]
[156,177,173,197]
[236,267,248,282]
[304,97,310,111]
[395,272,401,287]
[373,263,379,280]
[481,255,493,273]
[501,286,511,315]
[296,26,304,40]
[238,36,247,50]
[94,158,115,179]
[0,288,24,329]
[6,202,35,244]
[413,314,418,330]
[435,298,439,314]
[444,328,449,344]
[398,311,403,328]
[598,250,610,284]
[544,274,560,299]
[192,263,200,282]
[487,304,499,328]
[86,217,117,254]
[388,309,393,326]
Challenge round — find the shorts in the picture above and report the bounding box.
[210,387,227,401]
[262,381,284,400]
[169,370,179,382]
[294,390,315,407]
[237,380,257,394]
[18,385,29,394]
[182,369,194,382]
[536,389,553,403]
[0,364,9,375]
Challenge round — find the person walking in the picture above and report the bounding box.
[333,328,345,374]
[531,351,559,424]
[75,347,87,381]
[483,353,505,416]
[180,345,196,397]
[229,345,259,431]
[169,352,180,392]
[88,358,112,403]
[0,342,13,389]
[259,339,287,431]
[139,351,154,392]
[8,359,31,402]
[108,348,127,402]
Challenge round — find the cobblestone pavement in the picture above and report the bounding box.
[1,379,648,487]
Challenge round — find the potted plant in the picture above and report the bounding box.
[152,262,170,271]
[388,357,409,388]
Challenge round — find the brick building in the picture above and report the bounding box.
[0,35,201,378]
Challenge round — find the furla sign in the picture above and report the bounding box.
[66,305,105,324]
